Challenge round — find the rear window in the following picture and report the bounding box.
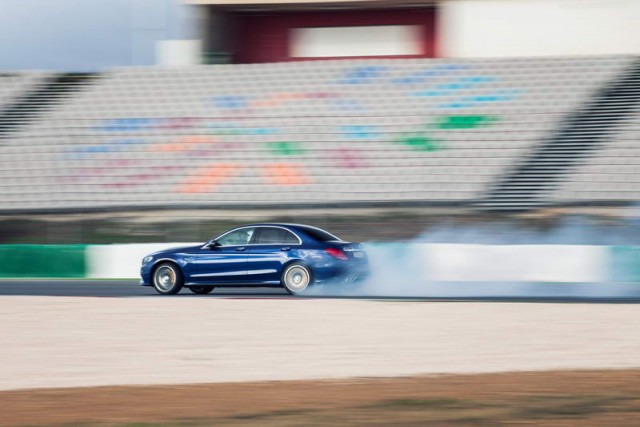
[283,231,299,244]
[299,226,341,242]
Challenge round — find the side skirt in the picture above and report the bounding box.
[185,281,282,287]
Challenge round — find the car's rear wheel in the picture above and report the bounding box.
[152,262,183,295]
[189,285,214,295]
[282,263,312,295]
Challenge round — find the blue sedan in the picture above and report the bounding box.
[140,223,369,295]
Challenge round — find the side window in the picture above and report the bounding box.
[253,228,300,244]
[255,228,285,244]
[282,230,299,244]
[217,228,255,246]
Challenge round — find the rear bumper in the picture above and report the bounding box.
[314,262,370,284]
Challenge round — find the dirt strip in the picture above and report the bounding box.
[2,370,640,426]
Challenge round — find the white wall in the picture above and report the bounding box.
[291,25,422,58]
[87,243,200,279]
[440,0,640,57]
[87,242,609,283]
[157,40,202,66]
[424,244,608,282]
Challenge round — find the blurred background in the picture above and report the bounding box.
[1,0,640,245]
[3,4,640,425]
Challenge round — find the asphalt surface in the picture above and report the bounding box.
[1,280,640,302]
[0,280,289,297]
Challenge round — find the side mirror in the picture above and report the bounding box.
[205,240,221,249]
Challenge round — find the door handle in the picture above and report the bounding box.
[280,247,290,251]
[235,247,246,251]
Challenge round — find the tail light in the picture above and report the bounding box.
[325,248,348,260]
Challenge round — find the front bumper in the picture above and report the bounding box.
[140,264,152,286]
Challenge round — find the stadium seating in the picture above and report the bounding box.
[0,72,51,110]
[0,56,634,211]
[552,106,640,204]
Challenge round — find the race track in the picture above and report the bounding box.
[1,279,639,302]
[2,280,640,391]
[0,280,286,297]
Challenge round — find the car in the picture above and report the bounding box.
[140,223,369,295]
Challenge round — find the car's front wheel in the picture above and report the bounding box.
[189,285,214,295]
[282,263,312,295]
[152,262,183,295]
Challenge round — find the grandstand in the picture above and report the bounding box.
[0,73,51,109]
[0,55,637,213]
[553,104,640,205]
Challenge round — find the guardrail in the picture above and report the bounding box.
[1,243,639,284]
[0,244,87,278]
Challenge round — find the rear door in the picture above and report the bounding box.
[247,227,301,283]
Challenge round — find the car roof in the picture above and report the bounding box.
[219,224,342,242]
[236,223,322,231]
[234,223,340,235]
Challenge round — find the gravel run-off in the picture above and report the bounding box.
[2,296,640,391]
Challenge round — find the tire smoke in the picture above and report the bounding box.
[308,217,640,299]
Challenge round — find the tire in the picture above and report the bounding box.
[152,262,184,295]
[189,285,214,295]
[281,263,313,295]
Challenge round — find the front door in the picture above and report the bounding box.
[188,227,256,284]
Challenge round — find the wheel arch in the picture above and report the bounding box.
[150,259,185,295]
[151,258,183,277]
[281,259,314,284]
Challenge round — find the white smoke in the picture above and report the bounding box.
[308,216,640,299]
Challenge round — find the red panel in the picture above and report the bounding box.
[233,8,437,64]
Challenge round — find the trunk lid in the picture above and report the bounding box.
[328,242,367,262]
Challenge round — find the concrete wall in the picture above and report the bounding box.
[232,8,436,63]
[1,243,634,284]
[439,0,640,57]
[4,0,638,70]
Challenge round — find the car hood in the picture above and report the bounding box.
[147,244,203,257]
